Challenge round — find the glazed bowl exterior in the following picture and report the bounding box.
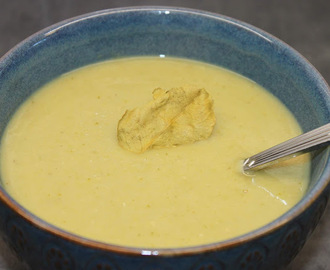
[0,7,329,270]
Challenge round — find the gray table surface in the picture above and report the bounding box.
[0,0,329,269]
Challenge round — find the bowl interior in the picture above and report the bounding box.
[0,7,329,225]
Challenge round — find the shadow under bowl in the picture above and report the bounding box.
[0,6,329,270]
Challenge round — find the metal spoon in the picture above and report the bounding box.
[243,123,330,172]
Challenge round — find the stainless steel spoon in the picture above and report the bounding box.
[243,123,330,172]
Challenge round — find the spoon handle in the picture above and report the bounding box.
[243,123,330,171]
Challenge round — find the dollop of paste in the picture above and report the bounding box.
[117,87,216,153]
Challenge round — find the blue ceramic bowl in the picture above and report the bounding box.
[0,6,329,270]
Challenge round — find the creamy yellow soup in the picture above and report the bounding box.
[0,57,309,248]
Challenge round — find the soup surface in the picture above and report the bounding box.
[0,57,309,248]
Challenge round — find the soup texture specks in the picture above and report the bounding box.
[0,57,309,248]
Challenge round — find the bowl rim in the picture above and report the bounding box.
[0,5,329,257]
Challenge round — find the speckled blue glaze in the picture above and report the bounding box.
[0,7,329,270]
